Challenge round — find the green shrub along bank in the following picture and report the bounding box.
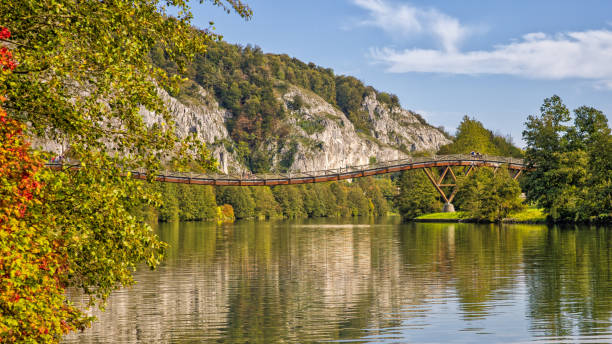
[148,177,396,222]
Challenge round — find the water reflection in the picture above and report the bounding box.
[64,220,612,343]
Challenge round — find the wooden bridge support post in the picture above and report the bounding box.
[422,167,456,212]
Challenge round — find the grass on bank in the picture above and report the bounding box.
[416,212,467,220]
[507,208,547,222]
[415,208,547,223]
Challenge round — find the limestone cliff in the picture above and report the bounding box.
[36,81,450,174]
[149,83,450,173]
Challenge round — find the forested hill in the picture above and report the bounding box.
[146,41,451,173]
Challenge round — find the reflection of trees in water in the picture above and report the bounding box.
[398,223,543,319]
[64,221,612,343]
[221,219,435,343]
[523,226,612,338]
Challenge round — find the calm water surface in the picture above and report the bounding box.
[64,218,612,343]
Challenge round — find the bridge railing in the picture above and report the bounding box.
[45,154,526,182]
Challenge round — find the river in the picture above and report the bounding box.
[64,218,612,343]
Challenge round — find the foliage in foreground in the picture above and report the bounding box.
[0,0,251,341]
[0,101,88,342]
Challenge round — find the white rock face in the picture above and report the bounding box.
[362,93,450,152]
[277,86,408,172]
[141,84,451,173]
[139,87,243,174]
[35,83,451,174]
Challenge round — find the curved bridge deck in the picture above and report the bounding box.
[126,154,527,186]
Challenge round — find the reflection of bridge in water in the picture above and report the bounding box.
[47,154,529,212]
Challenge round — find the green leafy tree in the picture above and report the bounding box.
[310,183,337,217]
[217,186,255,219]
[356,177,390,216]
[273,185,305,219]
[397,170,441,219]
[347,186,372,216]
[157,183,180,222]
[328,182,350,217]
[251,186,280,219]
[455,167,524,222]
[179,185,217,221]
[523,96,611,222]
[438,116,522,157]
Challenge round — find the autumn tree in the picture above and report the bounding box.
[0,0,251,341]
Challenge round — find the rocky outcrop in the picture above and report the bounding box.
[362,93,450,152]
[275,86,408,172]
[35,82,450,174]
[139,87,243,174]
[142,84,451,173]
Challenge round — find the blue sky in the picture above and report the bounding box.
[189,0,612,147]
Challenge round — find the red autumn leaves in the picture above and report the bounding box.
[0,27,16,71]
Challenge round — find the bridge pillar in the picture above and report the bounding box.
[442,202,455,213]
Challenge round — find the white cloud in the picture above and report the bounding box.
[352,0,469,52]
[370,30,612,86]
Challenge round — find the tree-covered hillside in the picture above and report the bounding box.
[151,41,436,171]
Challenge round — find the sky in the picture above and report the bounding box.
[188,0,612,147]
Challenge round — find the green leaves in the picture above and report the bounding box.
[455,167,524,222]
[438,116,523,157]
[522,96,612,222]
[0,0,250,341]
[397,170,441,219]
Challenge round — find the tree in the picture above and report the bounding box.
[177,185,217,221]
[157,183,180,222]
[438,116,522,157]
[1,79,90,341]
[310,183,337,217]
[0,0,251,340]
[572,106,612,219]
[327,182,352,217]
[273,185,304,219]
[251,186,279,219]
[397,170,441,219]
[217,186,255,219]
[455,167,524,222]
[356,177,390,216]
[347,186,372,216]
[522,96,611,222]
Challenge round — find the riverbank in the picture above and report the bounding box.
[414,208,547,224]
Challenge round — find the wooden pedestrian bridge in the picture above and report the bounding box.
[47,154,528,208]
